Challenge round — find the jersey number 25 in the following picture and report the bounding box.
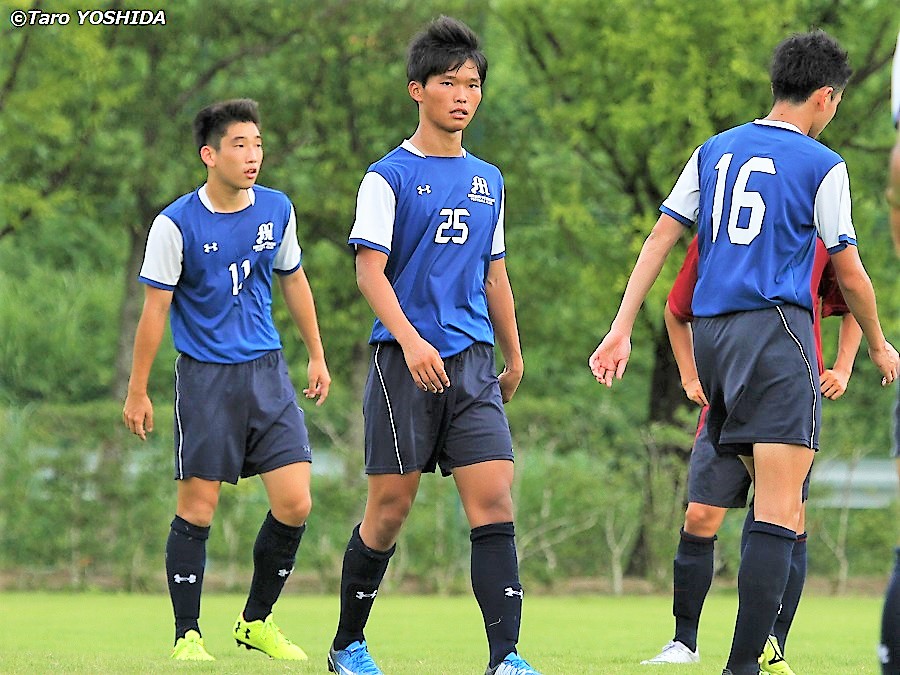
[435,208,470,244]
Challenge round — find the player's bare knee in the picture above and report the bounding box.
[272,493,311,528]
[683,503,724,538]
[177,501,217,528]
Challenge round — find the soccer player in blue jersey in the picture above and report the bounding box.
[879,28,900,675]
[326,16,539,675]
[642,236,860,673]
[122,99,331,661]
[589,31,899,675]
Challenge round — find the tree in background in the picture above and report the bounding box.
[1,0,897,587]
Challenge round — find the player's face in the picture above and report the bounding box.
[203,121,263,190]
[809,87,843,139]
[412,59,482,133]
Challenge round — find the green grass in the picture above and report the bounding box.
[0,590,885,673]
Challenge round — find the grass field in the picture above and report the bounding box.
[0,590,885,673]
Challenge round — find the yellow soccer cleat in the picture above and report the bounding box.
[171,629,215,661]
[759,635,796,675]
[233,613,308,660]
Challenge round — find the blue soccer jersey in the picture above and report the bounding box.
[139,184,302,363]
[349,140,506,357]
[661,120,857,317]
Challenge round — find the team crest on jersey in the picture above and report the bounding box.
[202,242,218,253]
[467,176,495,205]
[252,221,277,252]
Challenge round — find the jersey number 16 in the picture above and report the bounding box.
[711,153,776,246]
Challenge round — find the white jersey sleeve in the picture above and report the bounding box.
[139,214,183,287]
[661,146,701,224]
[349,171,396,253]
[274,204,302,272]
[814,162,856,251]
[491,186,506,257]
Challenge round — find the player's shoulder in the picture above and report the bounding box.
[250,184,291,207]
[463,149,503,180]
[368,143,413,171]
[160,188,201,223]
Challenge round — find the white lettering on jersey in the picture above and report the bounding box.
[434,208,470,244]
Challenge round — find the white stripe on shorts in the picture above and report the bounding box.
[174,354,185,479]
[373,344,404,474]
[776,306,817,448]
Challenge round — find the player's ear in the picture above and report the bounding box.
[408,80,424,103]
[813,85,834,110]
[199,145,215,168]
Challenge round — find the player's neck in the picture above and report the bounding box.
[764,102,813,136]
[204,177,252,213]
[408,125,464,157]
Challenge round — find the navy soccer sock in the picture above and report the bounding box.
[166,515,210,642]
[773,531,807,650]
[242,511,305,622]
[726,522,795,675]
[471,522,522,669]
[672,528,716,652]
[880,548,900,675]
[740,503,754,554]
[333,524,395,651]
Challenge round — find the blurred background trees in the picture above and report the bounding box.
[1,0,897,592]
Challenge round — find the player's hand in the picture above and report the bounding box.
[820,368,850,400]
[682,378,708,406]
[869,340,900,386]
[304,356,331,406]
[123,392,154,441]
[589,329,631,388]
[401,336,450,393]
[498,362,524,404]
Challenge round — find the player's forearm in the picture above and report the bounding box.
[485,264,523,374]
[279,270,325,360]
[664,304,698,386]
[831,312,862,375]
[836,273,886,350]
[610,215,684,336]
[830,247,888,350]
[127,310,167,395]
[356,263,421,347]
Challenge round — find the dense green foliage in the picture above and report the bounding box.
[1,0,897,588]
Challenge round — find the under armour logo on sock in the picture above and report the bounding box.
[504,587,523,598]
[355,589,377,600]
[173,574,197,584]
[277,567,294,578]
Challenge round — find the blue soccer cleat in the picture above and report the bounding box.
[328,640,383,675]
[486,651,542,675]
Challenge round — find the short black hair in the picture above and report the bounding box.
[770,30,852,104]
[192,98,260,151]
[407,16,487,86]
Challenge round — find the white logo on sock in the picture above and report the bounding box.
[504,587,523,598]
[278,567,294,578]
[355,589,377,600]
[173,573,197,584]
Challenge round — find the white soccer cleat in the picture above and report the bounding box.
[640,640,700,664]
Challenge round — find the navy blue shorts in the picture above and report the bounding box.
[173,350,311,484]
[362,342,514,476]
[688,413,752,508]
[688,409,811,507]
[693,305,821,457]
